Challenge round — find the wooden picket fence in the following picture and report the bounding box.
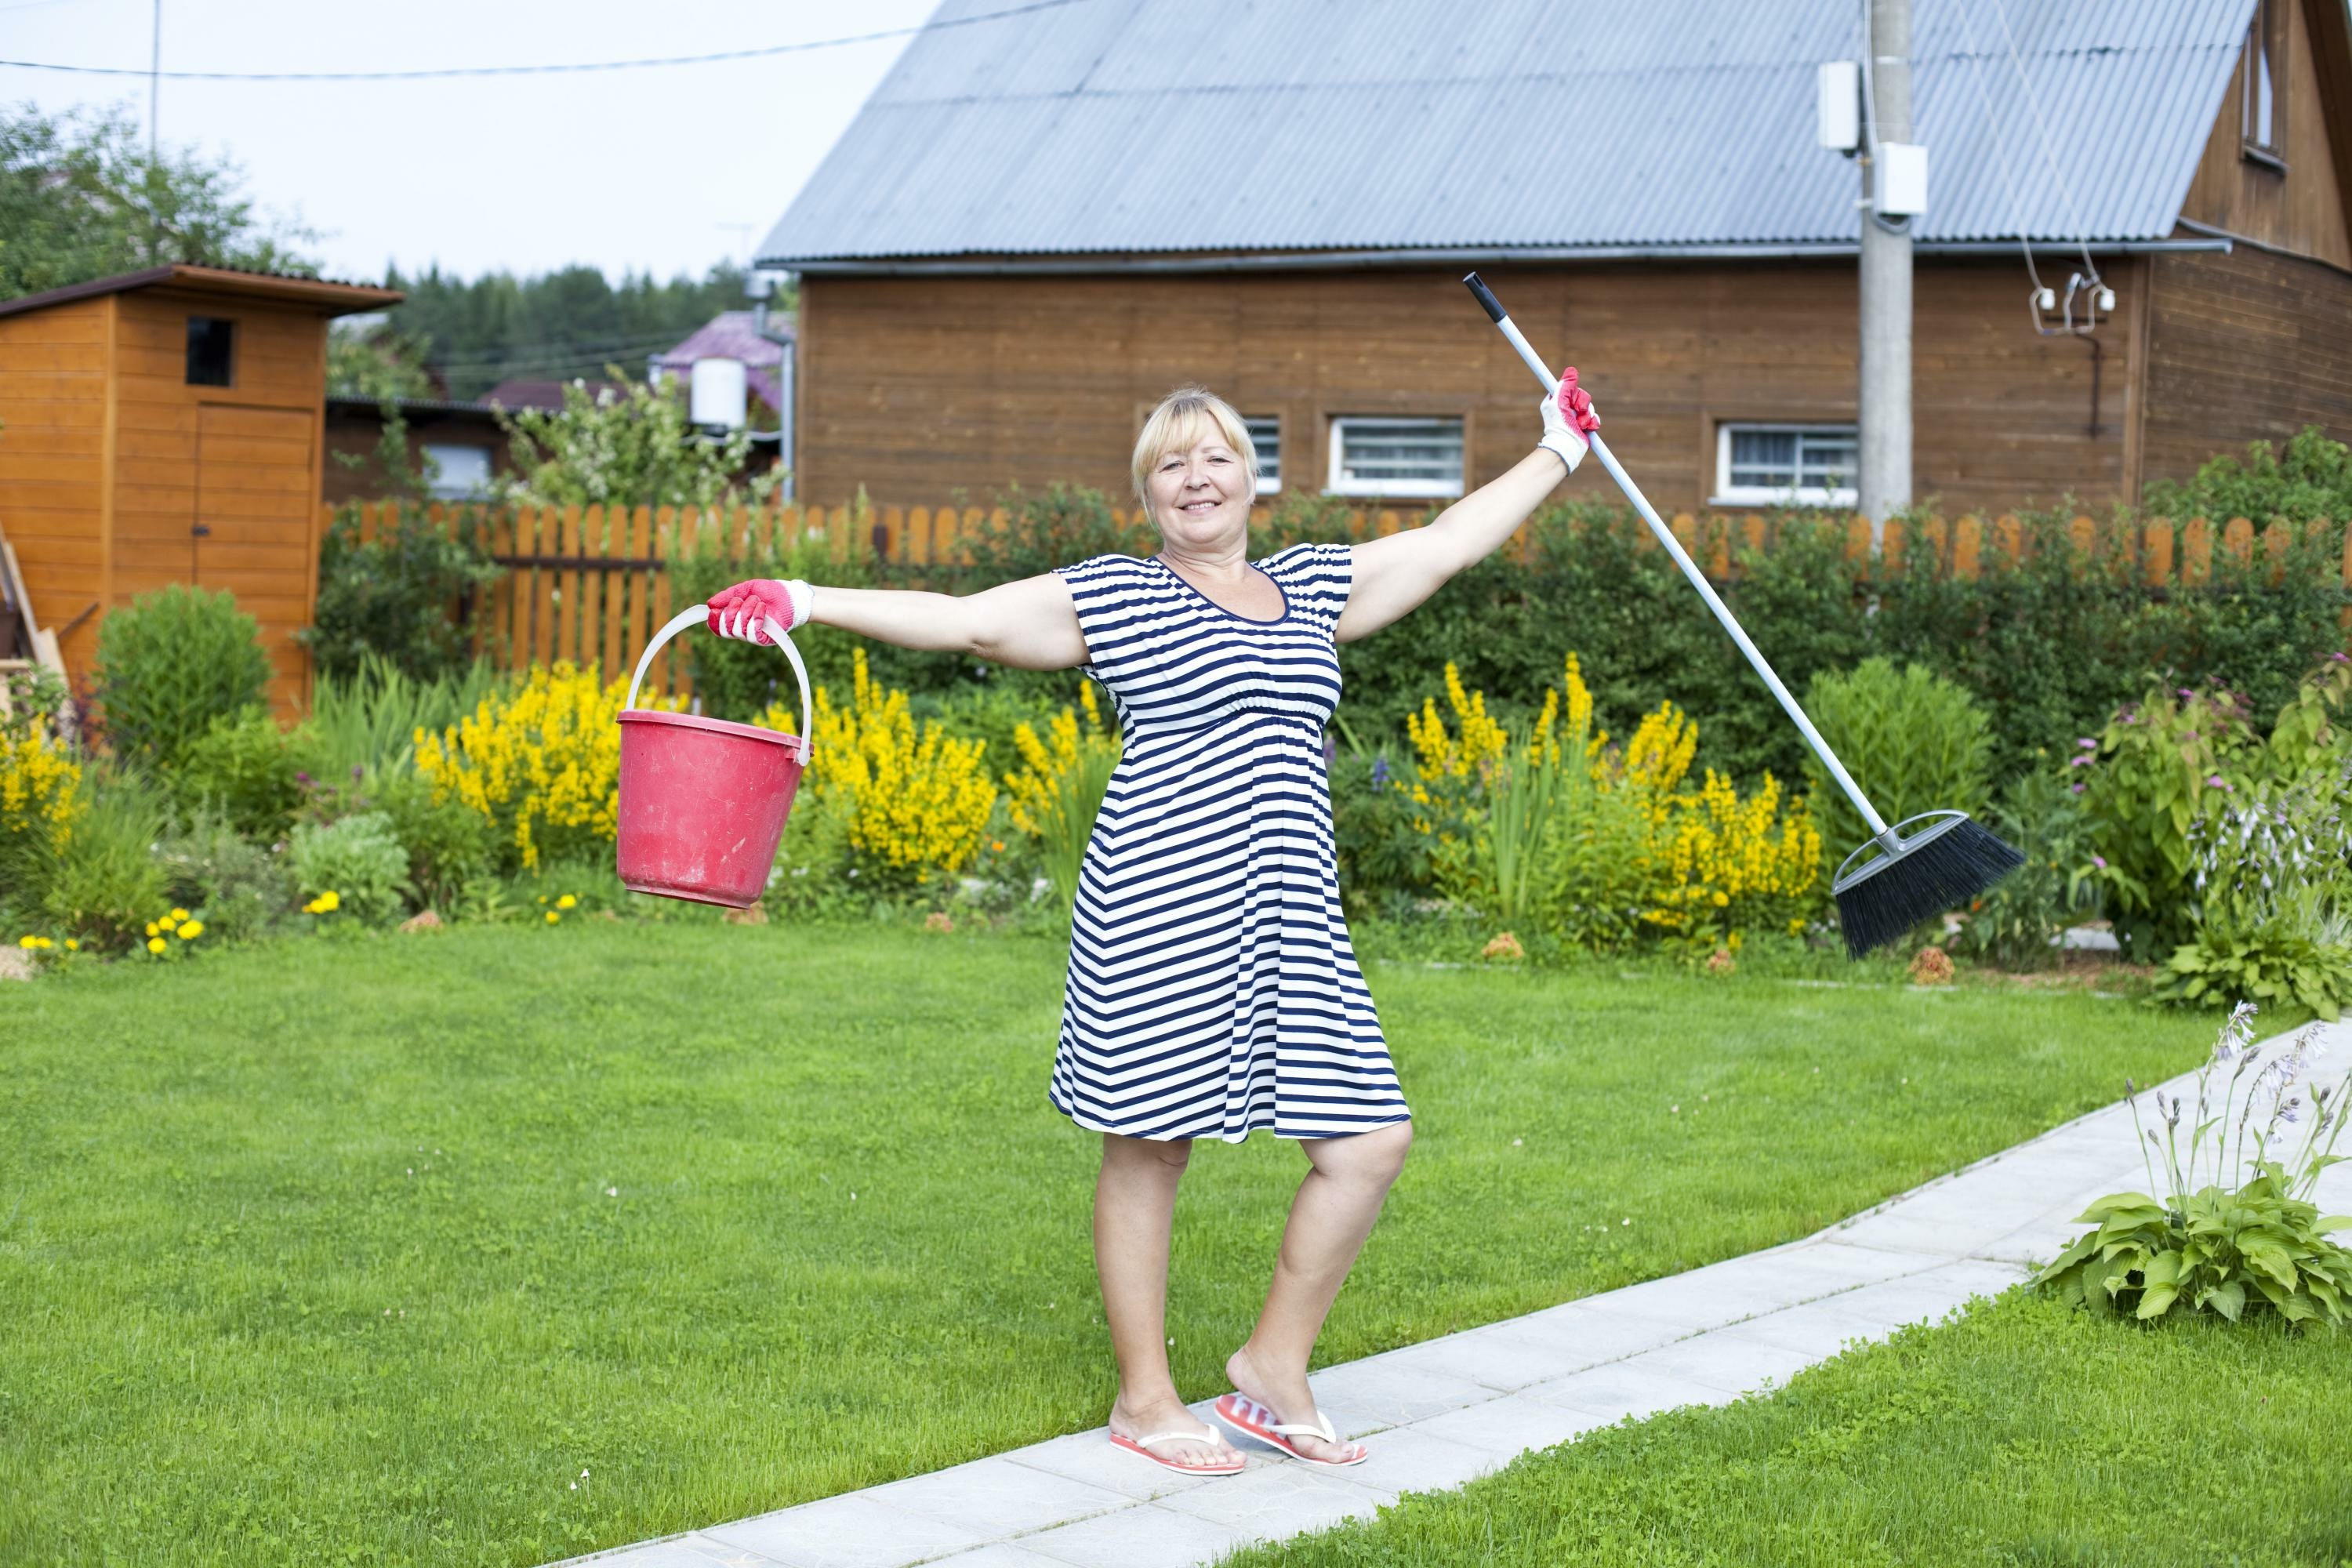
[338,501,2352,702]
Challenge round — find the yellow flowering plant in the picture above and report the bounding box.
[0,712,85,892]
[755,648,996,891]
[415,662,679,871]
[1002,683,1120,914]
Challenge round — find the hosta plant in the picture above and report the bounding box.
[2038,1004,2352,1325]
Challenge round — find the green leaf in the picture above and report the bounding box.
[2203,1279,2245,1321]
[2134,1283,2180,1319]
[2315,1215,2352,1234]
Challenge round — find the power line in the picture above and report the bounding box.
[0,0,1085,81]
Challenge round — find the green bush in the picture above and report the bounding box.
[2142,425,2352,525]
[304,503,504,684]
[93,585,271,769]
[156,808,297,944]
[40,767,169,949]
[288,810,413,924]
[1801,658,1994,878]
[661,504,881,722]
[310,652,508,776]
[372,769,493,913]
[1950,760,2103,968]
[166,707,323,840]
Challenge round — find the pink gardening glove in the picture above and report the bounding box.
[705,578,811,644]
[1537,366,1602,472]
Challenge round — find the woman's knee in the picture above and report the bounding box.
[1104,1132,1193,1178]
[1311,1119,1412,1189]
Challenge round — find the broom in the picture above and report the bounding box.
[1461,272,2023,959]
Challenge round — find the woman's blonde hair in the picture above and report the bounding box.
[1131,386,1258,511]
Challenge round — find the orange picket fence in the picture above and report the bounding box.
[336,501,2352,702]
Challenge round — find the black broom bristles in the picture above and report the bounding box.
[1834,814,2027,960]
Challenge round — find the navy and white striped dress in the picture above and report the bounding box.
[1047,541,1411,1144]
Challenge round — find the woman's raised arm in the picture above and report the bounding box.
[706,571,1091,672]
[1335,370,1599,644]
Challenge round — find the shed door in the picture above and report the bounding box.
[194,404,314,695]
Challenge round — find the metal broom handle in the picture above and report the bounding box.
[1462,273,1892,842]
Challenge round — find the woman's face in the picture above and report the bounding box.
[1147,433,1250,552]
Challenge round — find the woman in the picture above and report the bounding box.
[706,372,1601,1474]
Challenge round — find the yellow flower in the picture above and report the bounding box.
[169,908,190,922]
[318,890,340,912]
[545,910,561,924]
[158,916,178,934]
[556,894,577,910]
[64,938,79,951]
[15,935,33,949]
[178,921,204,940]
[146,936,166,954]
[144,921,160,938]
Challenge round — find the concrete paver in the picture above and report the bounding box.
[548,1021,2347,1568]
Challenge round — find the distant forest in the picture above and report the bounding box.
[376,261,790,401]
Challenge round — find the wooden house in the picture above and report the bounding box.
[755,0,2352,520]
[0,263,401,716]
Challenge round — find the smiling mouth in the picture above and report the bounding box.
[1181,498,1220,514]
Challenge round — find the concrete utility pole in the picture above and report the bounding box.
[1858,0,1913,539]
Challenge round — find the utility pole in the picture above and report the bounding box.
[1857,0,1913,541]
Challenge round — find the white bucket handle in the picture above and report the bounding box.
[624,604,813,764]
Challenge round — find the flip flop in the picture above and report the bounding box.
[1109,1427,1246,1475]
[1212,1392,1370,1468]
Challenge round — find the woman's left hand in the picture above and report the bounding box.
[1537,367,1601,472]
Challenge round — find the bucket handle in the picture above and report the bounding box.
[624,605,813,764]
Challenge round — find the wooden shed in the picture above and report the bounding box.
[0,263,401,717]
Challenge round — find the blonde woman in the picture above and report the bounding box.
[706,373,1600,1473]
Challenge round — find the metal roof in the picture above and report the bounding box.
[0,261,401,320]
[757,0,2256,266]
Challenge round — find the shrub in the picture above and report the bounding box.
[39,766,168,949]
[93,584,272,769]
[166,706,322,839]
[303,503,504,683]
[1330,752,1433,919]
[491,368,783,512]
[1950,760,2103,968]
[288,810,412,924]
[157,808,297,944]
[2039,1009,2352,1325]
[414,661,675,872]
[372,769,495,913]
[754,648,996,891]
[1802,658,1993,884]
[1002,684,1119,915]
[2141,425,2352,526]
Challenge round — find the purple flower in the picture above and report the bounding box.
[2077,738,2098,750]
[2178,687,2195,699]
[295,771,313,786]
[2091,854,2107,869]
[2068,754,2093,767]
[1370,756,1392,788]
[2071,782,2085,794]
[2205,775,2230,789]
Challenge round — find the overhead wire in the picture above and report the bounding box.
[0,0,1087,80]
[1952,0,2048,302]
[1981,0,2102,285]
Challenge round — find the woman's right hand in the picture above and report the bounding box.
[706,578,811,644]
[1537,367,1601,473]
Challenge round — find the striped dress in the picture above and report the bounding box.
[1047,541,1411,1144]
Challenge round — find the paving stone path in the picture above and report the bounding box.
[555,1019,2349,1568]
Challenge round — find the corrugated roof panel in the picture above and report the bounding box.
[757,0,2256,263]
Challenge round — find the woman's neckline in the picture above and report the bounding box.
[1149,552,1292,625]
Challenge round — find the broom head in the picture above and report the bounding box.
[1831,811,2026,960]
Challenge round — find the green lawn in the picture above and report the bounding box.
[1228,1287,2352,1567]
[0,924,2216,1566]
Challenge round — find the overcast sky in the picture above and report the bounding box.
[2,0,936,283]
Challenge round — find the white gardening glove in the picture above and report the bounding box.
[1537,366,1601,474]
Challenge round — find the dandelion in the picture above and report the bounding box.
[545,910,561,924]
[557,894,577,910]
[146,936,165,954]
[177,920,203,940]
[15,935,34,949]
[144,921,160,937]
[169,908,189,922]
[64,938,78,951]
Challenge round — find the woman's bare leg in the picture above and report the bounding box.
[1096,1132,1240,1468]
[1226,1120,1413,1461]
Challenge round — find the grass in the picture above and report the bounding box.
[0,921,2219,1566]
[1225,1287,2352,1566]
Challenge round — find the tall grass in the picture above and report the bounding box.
[310,652,507,776]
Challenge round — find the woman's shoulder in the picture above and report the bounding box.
[1054,552,1157,588]
[1257,539,1352,579]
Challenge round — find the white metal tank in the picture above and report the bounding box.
[689,357,748,430]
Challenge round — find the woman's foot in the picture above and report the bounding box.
[1221,1343,1364,1465]
[1109,1391,1242,1472]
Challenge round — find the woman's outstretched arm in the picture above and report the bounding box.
[710,571,1091,672]
[1335,371,1599,644]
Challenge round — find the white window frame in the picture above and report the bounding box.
[1243,416,1282,495]
[1325,415,1465,499]
[419,441,494,500]
[1711,422,1859,508]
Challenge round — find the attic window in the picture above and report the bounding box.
[2241,0,2283,165]
[186,316,234,387]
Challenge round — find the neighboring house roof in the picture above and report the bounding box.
[648,310,790,408]
[758,0,2261,267]
[483,378,628,412]
[325,394,503,419]
[0,261,400,319]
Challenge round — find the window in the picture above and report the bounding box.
[419,442,492,499]
[185,316,234,387]
[1327,416,1464,499]
[1714,423,1858,506]
[1243,416,1281,494]
[2241,0,2281,161]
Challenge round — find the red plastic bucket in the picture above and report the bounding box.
[615,607,814,908]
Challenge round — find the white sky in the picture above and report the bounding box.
[2,0,935,283]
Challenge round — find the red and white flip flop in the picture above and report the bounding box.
[1212,1393,1369,1468]
[1108,1428,1245,1475]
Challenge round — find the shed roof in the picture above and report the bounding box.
[0,262,401,321]
[758,0,2259,267]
